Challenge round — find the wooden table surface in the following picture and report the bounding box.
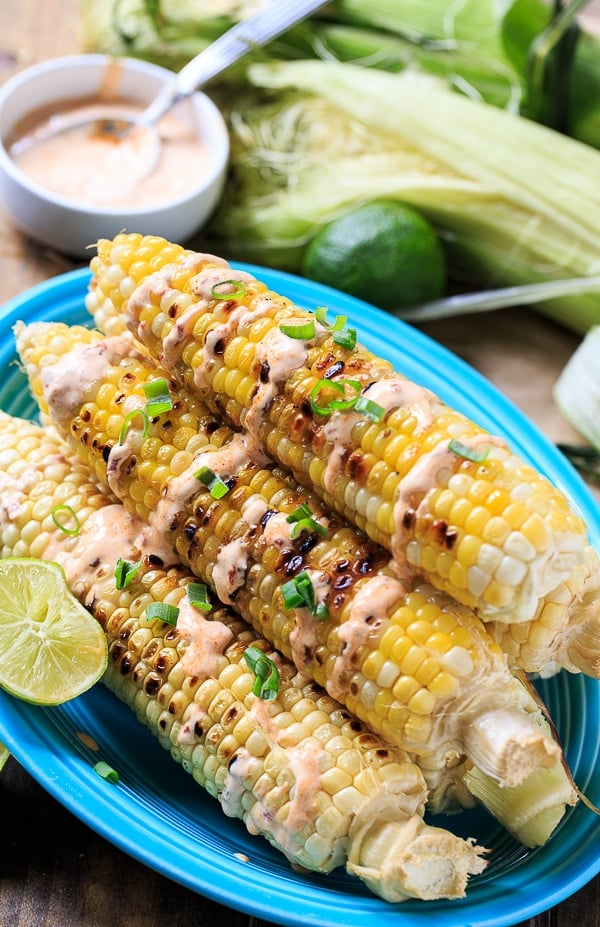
[1,2,599,925]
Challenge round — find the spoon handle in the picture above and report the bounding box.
[140,0,329,126]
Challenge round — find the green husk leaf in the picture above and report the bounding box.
[554,326,600,454]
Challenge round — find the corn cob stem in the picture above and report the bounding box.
[0,409,488,901]
[85,234,600,674]
[15,322,570,799]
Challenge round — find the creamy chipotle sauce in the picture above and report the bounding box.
[9,97,212,209]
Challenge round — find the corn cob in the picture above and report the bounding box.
[0,408,489,902]
[16,321,569,801]
[86,233,600,654]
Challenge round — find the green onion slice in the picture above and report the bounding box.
[281,570,328,618]
[286,503,327,539]
[211,279,247,300]
[448,438,492,463]
[331,314,348,332]
[244,645,280,700]
[114,558,142,590]
[333,327,357,350]
[118,408,150,445]
[354,396,385,422]
[93,761,119,784]
[314,307,355,349]
[309,378,362,416]
[315,307,347,330]
[145,602,179,625]
[188,582,212,611]
[280,320,315,340]
[143,378,173,417]
[51,504,80,536]
[195,465,230,499]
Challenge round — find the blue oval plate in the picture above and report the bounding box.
[1,266,599,927]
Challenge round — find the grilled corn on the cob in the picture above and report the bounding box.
[16,321,566,797]
[86,234,600,662]
[0,408,489,902]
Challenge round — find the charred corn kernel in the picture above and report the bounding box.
[0,409,489,901]
[85,234,598,639]
[17,322,570,792]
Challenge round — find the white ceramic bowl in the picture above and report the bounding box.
[0,54,230,258]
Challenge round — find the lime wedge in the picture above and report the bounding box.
[0,558,108,705]
[0,741,10,772]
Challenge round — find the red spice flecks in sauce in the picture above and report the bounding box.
[249,699,324,834]
[322,409,362,494]
[176,596,233,678]
[321,376,436,493]
[0,473,25,524]
[43,504,141,604]
[391,433,507,561]
[363,376,436,431]
[39,334,138,429]
[177,702,208,746]
[244,326,310,435]
[212,537,248,605]
[241,494,270,528]
[288,569,330,671]
[259,511,295,549]
[123,252,220,356]
[328,574,406,702]
[152,431,270,532]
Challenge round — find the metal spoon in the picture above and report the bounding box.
[11,0,328,167]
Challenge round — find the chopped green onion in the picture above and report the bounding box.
[280,320,315,339]
[143,378,173,417]
[309,378,362,416]
[195,465,230,499]
[286,502,314,523]
[286,503,327,539]
[244,645,280,700]
[118,408,150,445]
[289,518,327,540]
[51,504,80,536]
[114,558,142,590]
[280,578,304,609]
[331,315,348,332]
[144,602,179,625]
[211,279,247,300]
[93,761,119,784]
[448,438,491,462]
[314,307,355,348]
[333,327,357,350]
[354,396,385,422]
[315,307,348,331]
[281,570,328,618]
[188,581,212,611]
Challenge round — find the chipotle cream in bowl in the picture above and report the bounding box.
[0,55,229,256]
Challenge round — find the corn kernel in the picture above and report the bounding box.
[428,670,458,698]
[407,687,436,716]
[392,675,420,702]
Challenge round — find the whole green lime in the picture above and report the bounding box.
[301,200,446,311]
